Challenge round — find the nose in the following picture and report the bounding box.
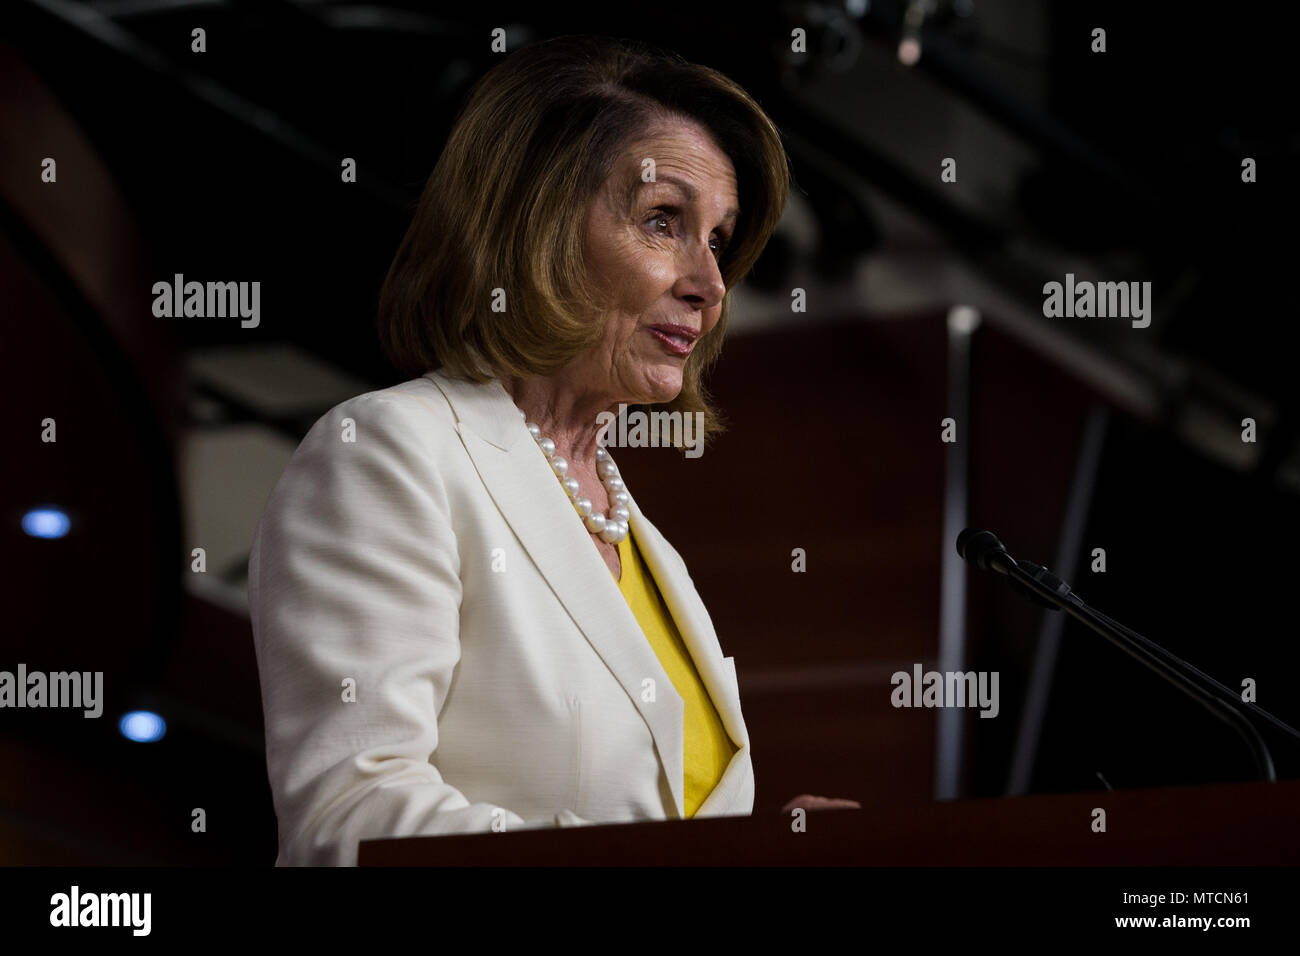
[673,241,726,315]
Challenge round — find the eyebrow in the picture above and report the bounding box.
[638,174,740,223]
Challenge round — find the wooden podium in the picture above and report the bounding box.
[359,778,1300,865]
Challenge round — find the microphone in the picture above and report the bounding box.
[955,528,1015,573]
[957,529,1078,610]
[957,527,1300,783]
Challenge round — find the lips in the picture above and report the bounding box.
[648,323,699,356]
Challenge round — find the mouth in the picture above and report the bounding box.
[647,323,699,357]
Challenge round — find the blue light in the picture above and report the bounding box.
[119,710,166,742]
[22,507,70,539]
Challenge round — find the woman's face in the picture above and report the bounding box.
[574,117,739,408]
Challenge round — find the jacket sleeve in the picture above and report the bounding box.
[248,391,589,866]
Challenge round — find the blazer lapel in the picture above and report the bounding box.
[622,495,750,754]
[426,370,688,818]
[626,496,753,817]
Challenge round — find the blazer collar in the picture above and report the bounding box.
[424,367,750,818]
[426,368,524,452]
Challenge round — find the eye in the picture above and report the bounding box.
[647,207,678,236]
[646,207,731,260]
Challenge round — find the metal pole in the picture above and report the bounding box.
[935,304,979,799]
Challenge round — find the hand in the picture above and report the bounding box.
[781,793,862,813]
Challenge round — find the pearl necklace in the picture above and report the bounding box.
[517,407,630,543]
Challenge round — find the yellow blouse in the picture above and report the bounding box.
[613,525,737,817]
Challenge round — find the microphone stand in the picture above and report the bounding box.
[963,530,1300,783]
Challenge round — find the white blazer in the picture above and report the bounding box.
[248,368,753,865]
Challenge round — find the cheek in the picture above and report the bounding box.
[586,225,675,317]
[705,300,726,329]
[610,244,673,308]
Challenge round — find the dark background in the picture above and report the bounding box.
[2,0,1297,864]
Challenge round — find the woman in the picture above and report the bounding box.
[249,34,856,867]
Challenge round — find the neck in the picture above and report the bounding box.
[505,375,619,466]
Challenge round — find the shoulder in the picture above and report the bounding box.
[261,374,462,520]
[305,374,454,446]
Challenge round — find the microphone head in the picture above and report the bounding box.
[956,528,1009,571]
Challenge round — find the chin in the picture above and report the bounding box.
[638,374,683,405]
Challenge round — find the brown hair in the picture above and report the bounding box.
[376,34,790,447]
